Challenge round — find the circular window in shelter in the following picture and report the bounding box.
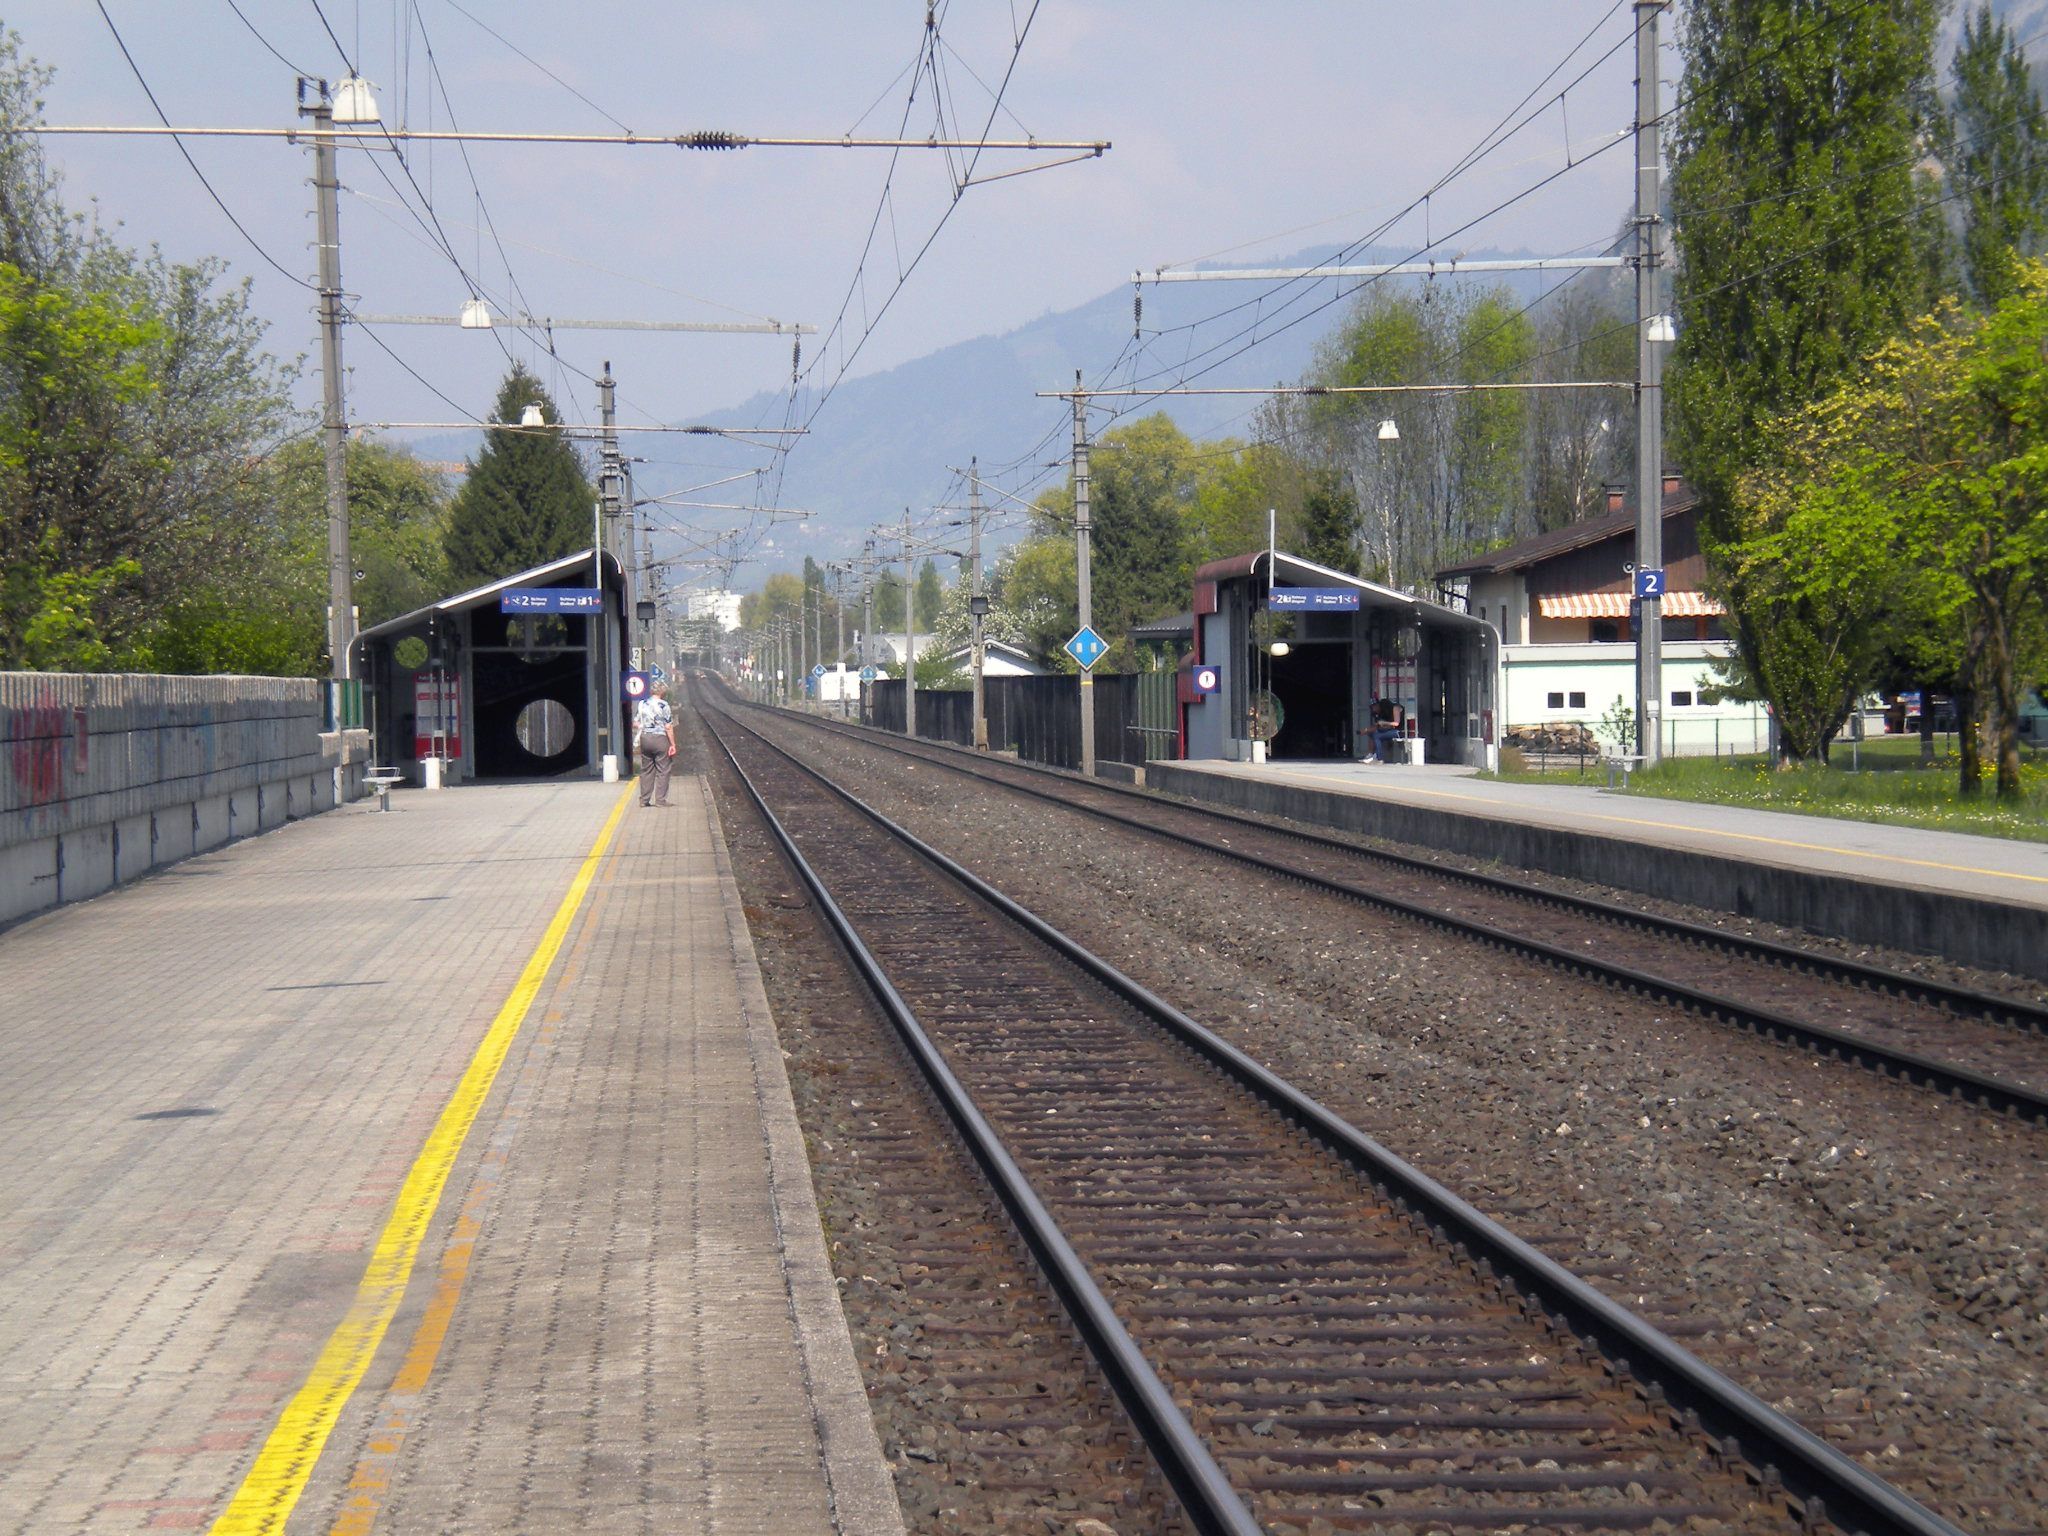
[515,698,577,759]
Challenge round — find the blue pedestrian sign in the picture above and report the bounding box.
[1064,625,1109,670]
[621,670,652,701]
[859,665,879,682]
[1633,566,1667,600]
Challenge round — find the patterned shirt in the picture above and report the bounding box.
[634,696,673,734]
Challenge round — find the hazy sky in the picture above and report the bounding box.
[9,1,1652,493]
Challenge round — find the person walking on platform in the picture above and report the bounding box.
[636,681,676,807]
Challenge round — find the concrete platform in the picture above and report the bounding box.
[0,777,902,1534]
[1152,757,2048,980]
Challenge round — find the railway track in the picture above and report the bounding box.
[698,691,1967,1536]
[732,691,2048,1121]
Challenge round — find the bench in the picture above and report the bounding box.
[1603,753,1647,788]
[364,766,405,811]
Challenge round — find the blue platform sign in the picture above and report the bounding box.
[1633,567,1667,600]
[1191,663,1220,695]
[811,663,826,678]
[859,665,879,682]
[1064,625,1109,670]
[501,587,603,614]
[1268,586,1360,611]
[648,663,666,684]
[621,670,651,701]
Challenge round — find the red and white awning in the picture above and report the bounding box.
[1535,590,1725,619]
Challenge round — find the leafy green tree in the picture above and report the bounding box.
[1728,262,2048,795]
[1667,0,1945,739]
[442,365,595,588]
[1087,413,1194,657]
[0,29,311,674]
[1183,438,1299,565]
[272,438,450,628]
[1943,4,2048,307]
[993,533,1076,662]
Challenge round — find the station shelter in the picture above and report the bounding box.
[353,549,631,783]
[1183,550,1500,768]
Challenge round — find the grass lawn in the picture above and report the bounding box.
[1489,735,2048,842]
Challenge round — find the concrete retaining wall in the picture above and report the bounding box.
[1,673,370,926]
[1146,763,2048,983]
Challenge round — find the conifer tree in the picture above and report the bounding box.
[442,364,595,588]
[1666,0,1944,741]
[1944,3,2048,307]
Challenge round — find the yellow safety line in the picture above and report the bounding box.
[1263,767,2048,888]
[209,785,635,1536]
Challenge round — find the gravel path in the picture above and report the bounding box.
[742,706,2048,1534]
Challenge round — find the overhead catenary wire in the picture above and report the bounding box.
[91,1,315,292]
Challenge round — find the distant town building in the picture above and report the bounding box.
[686,589,744,632]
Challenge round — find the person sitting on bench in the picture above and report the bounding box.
[1368,696,1405,762]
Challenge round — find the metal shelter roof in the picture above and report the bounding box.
[1195,549,1490,632]
[355,549,623,644]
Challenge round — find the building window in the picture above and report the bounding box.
[1568,691,1587,710]
[1547,691,1565,709]
[1670,689,1694,708]
[1590,620,1620,643]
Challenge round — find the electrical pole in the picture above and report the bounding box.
[302,82,351,698]
[902,508,917,740]
[833,564,848,719]
[797,587,808,704]
[630,454,653,673]
[597,364,624,766]
[861,540,876,720]
[1634,0,1669,766]
[1073,373,1097,778]
[969,459,988,751]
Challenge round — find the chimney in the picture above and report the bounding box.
[1662,471,1682,501]
[1604,480,1627,514]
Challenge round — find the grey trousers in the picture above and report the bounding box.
[638,732,673,804]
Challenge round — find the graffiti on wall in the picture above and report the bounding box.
[4,699,72,808]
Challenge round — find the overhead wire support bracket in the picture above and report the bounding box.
[353,313,815,335]
[1137,255,1629,284]
[28,125,1112,153]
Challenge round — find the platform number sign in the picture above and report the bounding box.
[1633,566,1667,600]
[1064,625,1109,670]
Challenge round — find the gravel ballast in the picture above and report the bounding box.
[739,706,2048,1534]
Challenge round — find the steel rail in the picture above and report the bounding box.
[701,709,1260,1536]
[734,700,2048,1121]
[704,697,1969,1536]
[754,693,2047,1038]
